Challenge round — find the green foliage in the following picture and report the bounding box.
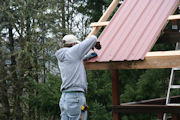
[135,69,170,100]
[122,114,156,120]
[28,73,61,119]
[86,70,112,120]
[120,69,145,102]
[76,0,106,22]
[87,70,112,104]
[120,69,170,103]
[89,101,112,120]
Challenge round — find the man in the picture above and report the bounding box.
[55,34,101,120]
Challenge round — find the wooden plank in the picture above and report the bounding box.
[110,70,120,120]
[121,96,180,105]
[112,104,180,113]
[84,50,180,70]
[168,15,180,20]
[89,14,180,27]
[86,0,119,38]
[90,21,109,27]
[90,21,110,27]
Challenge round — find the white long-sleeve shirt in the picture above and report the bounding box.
[55,35,98,93]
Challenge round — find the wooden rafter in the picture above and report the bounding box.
[90,21,109,27]
[85,50,180,70]
[168,14,180,20]
[121,96,180,105]
[90,15,180,27]
[86,0,120,38]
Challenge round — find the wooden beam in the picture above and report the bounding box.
[86,0,119,38]
[168,15,180,20]
[121,96,180,105]
[89,14,180,27]
[90,21,109,27]
[112,104,180,113]
[110,70,120,120]
[84,50,180,70]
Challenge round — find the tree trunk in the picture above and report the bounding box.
[0,74,10,119]
[9,25,23,120]
[0,41,10,120]
[61,0,66,36]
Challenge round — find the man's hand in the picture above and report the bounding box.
[95,41,101,50]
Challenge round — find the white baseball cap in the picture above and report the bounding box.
[62,34,81,44]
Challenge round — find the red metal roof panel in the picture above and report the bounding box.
[90,0,178,62]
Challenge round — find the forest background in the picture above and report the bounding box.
[0,0,178,120]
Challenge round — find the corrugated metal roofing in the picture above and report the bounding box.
[90,0,178,62]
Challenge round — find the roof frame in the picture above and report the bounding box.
[85,50,180,70]
[85,0,180,119]
[85,0,180,70]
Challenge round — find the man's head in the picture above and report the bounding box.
[62,34,81,47]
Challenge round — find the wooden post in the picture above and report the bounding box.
[172,114,180,120]
[171,9,179,31]
[157,113,163,120]
[110,70,120,120]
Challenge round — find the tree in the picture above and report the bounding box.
[0,0,176,120]
[0,0,62,119]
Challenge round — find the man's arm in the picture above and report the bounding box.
[79,35,98,57]
[69,35,98,59]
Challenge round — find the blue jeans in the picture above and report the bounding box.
[59,92,87,120]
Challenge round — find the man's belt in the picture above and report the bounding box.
[63,91,84,93]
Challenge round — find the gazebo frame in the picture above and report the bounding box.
[85,0,180,120]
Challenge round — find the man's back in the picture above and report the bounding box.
[55,35,98,93]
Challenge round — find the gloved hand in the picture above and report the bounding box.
[83,52,98,61]
[95,41,101,50]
